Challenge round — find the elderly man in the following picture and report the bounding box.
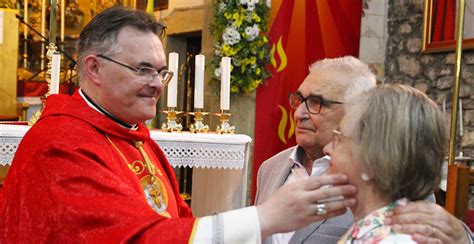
[255,56,472,244]
[0,7,356,243]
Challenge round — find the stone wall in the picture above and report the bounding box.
[359,0,388,81]
[384,0,474,157]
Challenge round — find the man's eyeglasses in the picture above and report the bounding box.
[288,92,343,114]
[97,54,173,86]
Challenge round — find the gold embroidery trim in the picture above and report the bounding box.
[129,160,146,174]
[105,135,170,218]
[134,141,156,179]
[106,135,147,174]
[133,141,163,177]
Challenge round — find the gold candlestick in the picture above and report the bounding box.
[28,96,46,126]
[28,42,58,126]
[49,0,57,43]
[215,110,235,134]
[40,0,46,70]
[29,0,59,126]
[23,0,28,70]
[189,109,209,133]
[161,108,183,132]
[45,43,58,96]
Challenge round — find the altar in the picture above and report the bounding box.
[0,124,252,217]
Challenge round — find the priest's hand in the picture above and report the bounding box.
[384,200,471,244]
[256,174,357,238]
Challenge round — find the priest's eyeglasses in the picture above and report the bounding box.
[288,92,343,114]
[97,54,173,86]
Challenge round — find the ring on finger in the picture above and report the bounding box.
[315,203,327,216]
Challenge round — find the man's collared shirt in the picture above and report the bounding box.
[271,146,330,244]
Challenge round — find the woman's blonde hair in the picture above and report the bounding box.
[345,84,447,201]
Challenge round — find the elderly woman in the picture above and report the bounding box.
[324,84,447,243]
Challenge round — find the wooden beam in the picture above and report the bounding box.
[445,163,470,220]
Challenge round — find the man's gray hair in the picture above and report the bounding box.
[308,56,376,102]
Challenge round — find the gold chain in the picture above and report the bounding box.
[105,134,129,165]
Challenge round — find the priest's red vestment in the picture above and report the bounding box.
[0,92,196,242]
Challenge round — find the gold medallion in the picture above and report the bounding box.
[141,175,171,218]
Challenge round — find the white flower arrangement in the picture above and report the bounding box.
[222,27,241,45]
[211,0,270,94]
[244,24,259,41]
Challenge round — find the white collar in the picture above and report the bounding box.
[289,145,330,177]
[78,88,138,130]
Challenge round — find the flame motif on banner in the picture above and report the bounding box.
[270,36,288,72]
[277,105,295,144]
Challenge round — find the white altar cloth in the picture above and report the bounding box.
[0,124,28,166]
[0,124,251,168]
[152,131,251,169]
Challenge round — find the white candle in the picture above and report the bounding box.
[194,55,205,109]
[220,57,231,111]
[459,99,463,137]
[50,52,61,95]
[167,52,179,108]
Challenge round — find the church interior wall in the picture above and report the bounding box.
[383,0,473,158]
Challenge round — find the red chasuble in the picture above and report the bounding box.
[0,92,196,243]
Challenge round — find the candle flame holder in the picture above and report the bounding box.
[45,43,58,97]
[215,111,235,134]
[189,110,209,133]
[161,108,183,132]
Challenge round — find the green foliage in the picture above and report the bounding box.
[210,0,271,94]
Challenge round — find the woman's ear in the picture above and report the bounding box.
[83,55,102,86]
